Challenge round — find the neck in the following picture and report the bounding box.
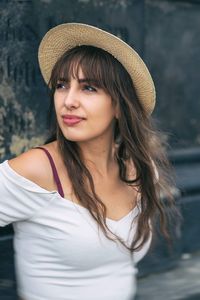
[77,138,117,179]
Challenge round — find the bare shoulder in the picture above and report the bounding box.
[8,143,57,190]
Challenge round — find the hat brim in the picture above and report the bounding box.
[38,23,156,115]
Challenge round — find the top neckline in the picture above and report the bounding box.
[3,160,139,223]
[58,195,139,223]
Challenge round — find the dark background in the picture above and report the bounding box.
[0,0,200,299]
[0,0,200,159]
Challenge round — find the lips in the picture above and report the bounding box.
[62,115,85,126]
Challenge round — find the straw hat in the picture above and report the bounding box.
[38,23,156,115]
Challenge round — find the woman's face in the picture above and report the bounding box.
[54,68,118,143]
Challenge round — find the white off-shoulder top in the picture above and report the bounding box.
[0,160,152,300]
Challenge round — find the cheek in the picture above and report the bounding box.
[54,96,62,115]
[93,103,116,122]
[88,96,115,116]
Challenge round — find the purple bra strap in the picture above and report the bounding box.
[35,147,64,198]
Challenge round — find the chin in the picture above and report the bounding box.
[62,133,92,143]
[62,132,103,144]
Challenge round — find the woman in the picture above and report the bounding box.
[0,23,176,300]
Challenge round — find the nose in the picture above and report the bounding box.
[64,85,80,110]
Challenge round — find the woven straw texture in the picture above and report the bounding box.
[38,23,156,115]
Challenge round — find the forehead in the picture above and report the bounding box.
[58,67,82,80]
[72,67,84,79]
[58,67,101,87]
[51,48,112,90]
[58,61,88,80]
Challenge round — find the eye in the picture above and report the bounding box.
[56,82,67,89]
[83,85,97,92]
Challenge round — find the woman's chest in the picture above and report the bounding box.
[62,179,139,222]
[14,199,138,270]
[94,181,139,221]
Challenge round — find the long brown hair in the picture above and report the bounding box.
[46,45,178,253]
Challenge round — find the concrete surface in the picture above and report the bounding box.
[137,251,200,300]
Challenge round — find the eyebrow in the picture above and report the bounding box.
[78,78,100,86]
[57,77,100,86]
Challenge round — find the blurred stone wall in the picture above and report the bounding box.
[145,0,200,148]
[0,2,200,297]
[0,0,200,161]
